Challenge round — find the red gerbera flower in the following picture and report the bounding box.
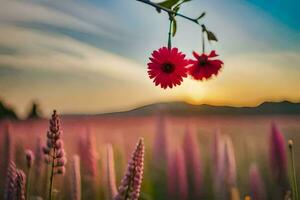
[188,50,223,80]
[148,47,189,89]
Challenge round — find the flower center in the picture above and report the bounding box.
[161,62,175,74]
[198,58,208,67]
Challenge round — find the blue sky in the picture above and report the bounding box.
[0,0,299,117]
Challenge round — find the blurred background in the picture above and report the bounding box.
[0,0,299,199]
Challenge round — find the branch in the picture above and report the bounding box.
[136,0,201,26]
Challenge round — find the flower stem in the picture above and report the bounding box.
[48,148,56,200]
[289,140,299,200]
[136,0,202,26]
[168,17,172,49]
[26,168,31,200]
[202,30,205,53]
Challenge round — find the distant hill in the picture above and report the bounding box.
[100,101,300,116]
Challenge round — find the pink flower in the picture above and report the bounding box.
[148,47,189,89]
[115,138,145,200]
[188,50,223,80]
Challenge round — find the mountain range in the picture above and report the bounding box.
[101,101,300,116]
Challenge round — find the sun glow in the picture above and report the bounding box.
[181,79,208,105]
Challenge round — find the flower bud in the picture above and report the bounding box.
[25,149,35,169]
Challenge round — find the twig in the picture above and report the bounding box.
[136,0,202,26]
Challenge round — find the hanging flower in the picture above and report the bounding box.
[148,47,189,89]
[188,50,223,80]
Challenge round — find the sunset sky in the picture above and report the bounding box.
[0,0,299,117]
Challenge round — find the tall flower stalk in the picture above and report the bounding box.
[106,144,117,200]
[167,148,188,200]
[249,163,266,200]
[25,149,35,200]
[43,110,67,200]
[269,123,288,193]
[70,155,81,200]
[288,140,298,200]
[4,161,26,200]
[4,161,17,200]
[211,130,225,196]
[223,136,237,188]
[114,138,145,200]
[183,127,202,198]
[15,169,26,200]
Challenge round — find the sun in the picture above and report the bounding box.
[181,79,207,105]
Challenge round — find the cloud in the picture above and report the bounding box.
[0,24,148,83]
[0,0,127,41]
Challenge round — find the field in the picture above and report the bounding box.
[0,113,299,200]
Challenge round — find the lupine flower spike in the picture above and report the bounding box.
[148,47,189,89]
[4,161,17,200]
[25,149,34,200]
[43,110,67,200]
[211,130,225,197]
[223,136,237,188]
[249,163,266,200]
[269,123,288,192]
[168,148,188,200]
[106,144,118,200]
[15,169,26,200]
[70,155,81,200]
[4,161,26,200]
[114,138,145,200]
[183,127,202,198]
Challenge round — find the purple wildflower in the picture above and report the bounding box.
[249,163,266,200]
[70,155,81,200]
[183,126,202,198]
[4,161,26,200]
[78,130,98,179]
[269,123,288,189]
[25,149,35,169]
[167,148,188,200]
[15,169,26,200]
[114,138,145,200]
[153,114,168,166]
[43,110,67,200]
[223,135,237,187]
[4,161,17,200]
[106,144,117,200]
[34,137,44,175]
[211,130,225,196]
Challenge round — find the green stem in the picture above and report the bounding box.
[48,148,56,200]
[290,143,299,200]
[168,17,172,49]
[202,30,205,53]
[136,0,202,26]
[26,168,31,200]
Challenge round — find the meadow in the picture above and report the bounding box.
[0,112,299,200]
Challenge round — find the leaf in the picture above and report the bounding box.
[197,12,206,20]
[158,0,181,9]
[172,19,177,37]
[206,30,218,42]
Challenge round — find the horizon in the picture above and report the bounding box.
[0,0,299,117]
[1,97,300,118]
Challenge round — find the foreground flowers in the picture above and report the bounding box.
[43,110,67,200]
[148,47,189,89]
[189,50,223,80]
[115,138,145,200]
